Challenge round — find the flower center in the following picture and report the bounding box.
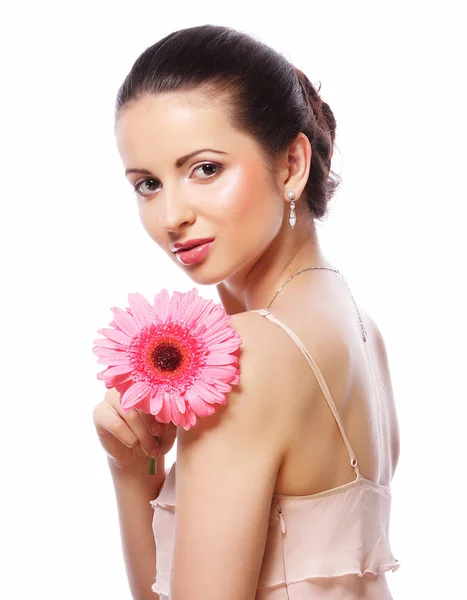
[151,342,183,372]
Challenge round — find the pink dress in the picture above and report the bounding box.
[150,308,400,599]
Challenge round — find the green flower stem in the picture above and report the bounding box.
[148,435,160,475]
[148,456,157,475]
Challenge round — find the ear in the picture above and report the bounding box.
[278,132,312,201]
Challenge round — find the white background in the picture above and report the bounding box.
[1,1,465,598]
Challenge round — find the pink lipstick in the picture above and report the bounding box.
[175,240,215,265]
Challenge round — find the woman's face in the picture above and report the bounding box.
[114,90,284,285]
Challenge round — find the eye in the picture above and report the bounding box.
[133,178,161,197]
[132,162,222,198]
[192,162,223,179]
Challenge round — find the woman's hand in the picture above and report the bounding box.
[92,387,177,472]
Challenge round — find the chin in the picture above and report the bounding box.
[182,261,239,288]
[174,262,222,286]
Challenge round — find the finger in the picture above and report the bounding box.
[104,387,123,409]
[106,389,163,436]
[118,406,162,456]
[133,411,176,456]
[158,423,178,455]
[135,409,165,436]
[101,392,161,456]
[93,401,139,449]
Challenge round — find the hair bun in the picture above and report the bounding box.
[295,67,336,147]
[295,68,323,121]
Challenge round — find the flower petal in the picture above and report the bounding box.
[120,381,152,410]
[127,293,156,329]
[205,353,239,366]
[96,354,132,366]
[97,365,134,388]
[111,371,134,385]
[203,366,238,382]
[154,289,170,322]
[169,291,183,317]
[92,336,130,350]
[200,304,229,330]
[97,368,133,386]
[93,346,116,357]
[192,297,217,324]
[138,392,152,413]
[97,328,131,346]
[96,369,109,382]
[104,364,133,377]
[196,373,232,393]
[115,380,133,396]
[157,395,173,423]
[169,396,185,426]
[200,373,215,385]
[180,402,202,428]
[191,380,225,404]
[150,387,164,415]
[110,306,140,337]
[174,391,186,414]
[185,387,213,417]
[93,346,129,360]
[187,296,213,325]
[205,341,242,353]
[211,381,232,393]
[177,288,201,321]
[202,325,237,345]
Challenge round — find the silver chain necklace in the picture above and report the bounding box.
[266,266,368,342]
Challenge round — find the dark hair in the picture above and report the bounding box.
[115,25,341,221]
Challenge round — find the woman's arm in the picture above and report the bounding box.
[108,455,166,600]
[170,312,289,600]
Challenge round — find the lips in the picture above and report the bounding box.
[175,240,215,265]
[171,238,214,253]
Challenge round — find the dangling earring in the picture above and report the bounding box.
[287,191,296,229]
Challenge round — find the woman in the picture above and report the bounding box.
[92,24,401,600]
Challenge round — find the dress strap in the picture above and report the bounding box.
[251,308,361,477]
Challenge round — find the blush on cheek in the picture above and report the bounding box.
[214,162,269,220]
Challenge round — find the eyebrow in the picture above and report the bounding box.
[125,148,228,176]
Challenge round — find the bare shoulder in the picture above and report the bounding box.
[358,304,393,372]
[358,305,401,474]
[178,310,300,449]
[228,310,299,416]
[227,310,321,424]
[356,304,398,406]
[229,309,287,353]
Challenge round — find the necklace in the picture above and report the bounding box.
[266,266,368,342]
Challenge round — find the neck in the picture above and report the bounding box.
[216,219,334,315]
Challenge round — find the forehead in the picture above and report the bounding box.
[115,90,246,166]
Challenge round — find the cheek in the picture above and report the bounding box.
[211,163,272,222]
[137,201,164,245]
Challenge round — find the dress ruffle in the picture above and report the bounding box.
[258,476,400,591]
[150,464,176,596]
[149,464,400,598]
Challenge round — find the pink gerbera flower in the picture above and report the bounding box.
[93,288,242,430]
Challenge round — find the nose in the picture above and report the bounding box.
[159,185,196,233]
